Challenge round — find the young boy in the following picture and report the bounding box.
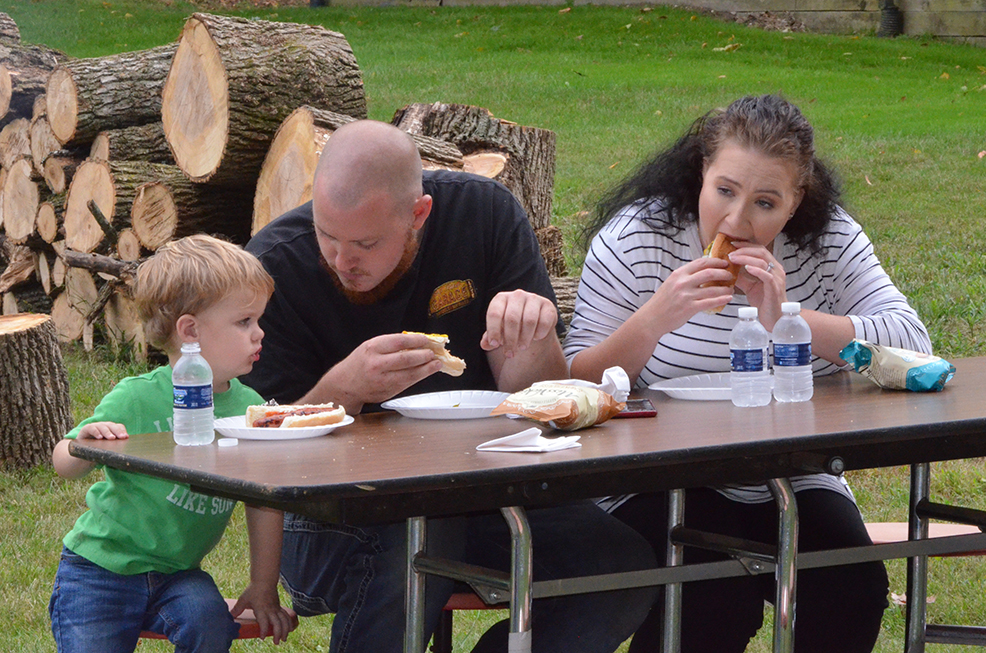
[50,234,294,652]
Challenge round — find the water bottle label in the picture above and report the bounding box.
[174,385,213,409]
[774,343,811,367]
[731,348,765,372]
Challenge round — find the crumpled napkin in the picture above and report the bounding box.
[476,427,581,453]
[530,366,631,403]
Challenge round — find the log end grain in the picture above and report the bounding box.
[45,67,77,145]
[64,159,115,253]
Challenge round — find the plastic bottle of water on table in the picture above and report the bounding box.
[730,306,772,407]
[172,342,214,446]
[773,301,814,402]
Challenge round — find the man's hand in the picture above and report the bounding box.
[303,332,443,413]
[481,289,558,359]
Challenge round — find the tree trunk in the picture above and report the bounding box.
[253,105,465,235]
[92,122,174,164]
[550,275,580,330]
[0,313,73,468]
[46,44,176,147]
[0,41,67,128]
[0,117,30,169]
[2,158,42,244]
[64,159,117,253]
[391,103,557,231]
[161,12,366,186]
[126,162,255,247]
[0,12,20,44]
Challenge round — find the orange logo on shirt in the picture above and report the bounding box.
[429,280,476,317]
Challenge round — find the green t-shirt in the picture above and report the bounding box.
[63,365,263,575]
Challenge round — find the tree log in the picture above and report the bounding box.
[0,313,73,468]
[0,42,67,128]
[43,152,83,194]
[36,192,66,243]
[64,159,116,253]
[550,275,579,330]
[92,122,173,164]
[253,105,465,235]
[36,249,52,295]
[0,12,19,44]
[536,225,567,278]
[46,44,176,147]
[31,114,63,176]
[2,158,42,244]
[116,228,142,261]
[126,162,254,247]
[62,247,137,285]
[162,13,366,186]
[0,242,34,293]
[0,117,30,169]
[104,289,146,361]
[50,291,83,341]
[391,103,556,231]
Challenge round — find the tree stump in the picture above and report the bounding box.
[0,313,73,468]
[161,12,366,186]
[46,44,176,147]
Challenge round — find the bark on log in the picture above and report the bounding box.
[64,159,116,253]
[92,122,174,164]
[536,225,567,278]
[62,247,138,285]
[391,103,556,231]
[0,117,30,169]
[46,44,176,147]
[2,279,51,314]
[2,158,42,244]
[126,162,254,247]
[162,13,366,186]
[550,275,579,331]
[0,313,73,468]
[0,42,67,128]
[253,105,465,235]
[0,13,19,44]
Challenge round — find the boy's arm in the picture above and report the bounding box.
[52,422,129,480]
[232,505,294,644]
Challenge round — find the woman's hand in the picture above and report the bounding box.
[645,256,736,332]
[730,243,787,330]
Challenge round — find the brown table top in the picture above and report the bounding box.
[71,357,986,524]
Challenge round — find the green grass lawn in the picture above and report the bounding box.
[2,0,986,650]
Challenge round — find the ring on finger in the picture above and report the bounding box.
[766,262,775,273]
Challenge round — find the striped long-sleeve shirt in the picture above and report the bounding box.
[564,200,931,506]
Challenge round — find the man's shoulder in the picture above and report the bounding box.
[246,201,316,259]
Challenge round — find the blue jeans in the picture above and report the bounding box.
[280,500,658,653]
[49,548,239,653]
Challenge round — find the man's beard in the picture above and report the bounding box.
[322,230,421,305]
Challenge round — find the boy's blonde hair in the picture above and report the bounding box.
[135,234,274,350]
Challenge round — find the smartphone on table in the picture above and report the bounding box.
[614,398,657,418]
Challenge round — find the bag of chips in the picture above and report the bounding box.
[490,383,625,431]
[839,339,955,392]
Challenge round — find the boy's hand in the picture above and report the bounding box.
[231,583,294,645]
[77,422,129,440]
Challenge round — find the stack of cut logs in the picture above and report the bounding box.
[0,11,572,363]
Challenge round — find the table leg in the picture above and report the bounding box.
[662,488,685,653]
[768,478,798,653]
[905,463,931,653]
[405,516,427,653]
[501,506,533,653]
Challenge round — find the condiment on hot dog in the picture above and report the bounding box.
[402,331,466,376]
[701,232,740,313]
[246,403,346,428]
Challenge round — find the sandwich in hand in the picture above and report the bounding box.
[701,232,741,313]
[246,403,346,428]
[403,331,466,376]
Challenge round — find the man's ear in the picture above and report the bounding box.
[412,194,432,231]
[175,314,199,342]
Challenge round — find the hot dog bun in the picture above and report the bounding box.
[403,331,467,376]
[701,233,740,312]
[246,403,346,428]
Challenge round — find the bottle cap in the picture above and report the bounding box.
[781,302,801,314]
[181,341,201,353]
[738,306,758,319]
[218,437,238,447]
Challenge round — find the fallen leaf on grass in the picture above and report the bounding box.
[890,592,936,606]
[609,162,620,169]
[713,43,742,52]
[940,72,951,79]
[865,175,873,186]
[559,6,571,13]
[979,151,986,159]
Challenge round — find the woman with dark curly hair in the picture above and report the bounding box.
[564,95,931,652]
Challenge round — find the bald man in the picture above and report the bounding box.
[244,120,656,653]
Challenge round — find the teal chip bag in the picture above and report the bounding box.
[839,339,955,392]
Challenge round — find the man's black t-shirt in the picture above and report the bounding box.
[243,170,559,406]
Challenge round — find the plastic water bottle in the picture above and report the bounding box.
[773,301,814,402]
[730,306,772,407]
[172,342,214,446]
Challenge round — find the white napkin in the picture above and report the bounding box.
[476,427,581,453]
[530,366,631,403]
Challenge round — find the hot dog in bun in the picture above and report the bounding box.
[701,232,740,313]
[402,331,466,376]
[246,403,346,428]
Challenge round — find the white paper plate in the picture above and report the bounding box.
[381,390,510,420]
[649,372,736,401]
[214,414,354,440]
